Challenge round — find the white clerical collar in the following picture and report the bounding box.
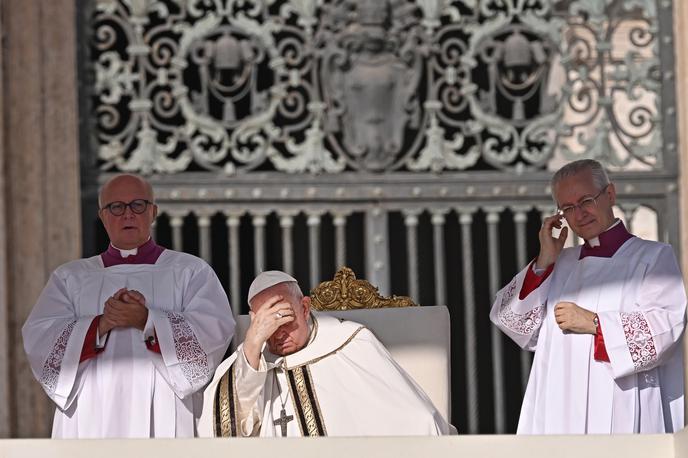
[111,237,151,258]
[586,219,621,247]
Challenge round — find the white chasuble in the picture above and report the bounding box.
[22,250,235,438]
[199,313,454,437]
[490,238,686,434]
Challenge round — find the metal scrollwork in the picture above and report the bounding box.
[90,0,668,173]
[556,0,664,169]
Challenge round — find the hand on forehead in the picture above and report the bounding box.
[251,284,299,311]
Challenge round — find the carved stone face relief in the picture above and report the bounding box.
[322,0,422,171]
[321,0,426,171]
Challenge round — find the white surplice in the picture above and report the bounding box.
[491,238,686,434]
[198,313,453,437]
[22,250,235,438]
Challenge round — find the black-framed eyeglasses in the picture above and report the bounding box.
[557,184,609,218]
[101,199,154,216]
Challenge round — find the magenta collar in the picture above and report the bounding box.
[579,221,634,259]
[101,238,165,267]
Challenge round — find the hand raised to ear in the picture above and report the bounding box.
[536,214,568,269]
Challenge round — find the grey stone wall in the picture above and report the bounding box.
[0,0,81,437]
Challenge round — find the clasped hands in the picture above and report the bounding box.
[98,288,149,336]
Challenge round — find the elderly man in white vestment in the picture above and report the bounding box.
[491,159,686,434]
[199,270,453,437]
[22,174,235,438]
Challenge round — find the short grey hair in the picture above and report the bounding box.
[248,281,303,309]
[550,159,610,202]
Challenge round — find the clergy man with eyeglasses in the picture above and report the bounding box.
[490,159,686,434]
[22,174,235,437]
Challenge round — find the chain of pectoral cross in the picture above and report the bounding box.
[273,362,294,436]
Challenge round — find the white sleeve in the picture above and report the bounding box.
[197,345,268,437]
[598,245,687,379]
[21,270,94,410]
[233,345,269,436]
[490,263,550,351]
[147,263,235,398]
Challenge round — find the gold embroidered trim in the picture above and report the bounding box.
[284,369,304,436]
[289,366,327,436]
[284,324,366,369]
[215,364,237,437]
[303,365,326,435]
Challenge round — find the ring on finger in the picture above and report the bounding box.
[275,312,282,319]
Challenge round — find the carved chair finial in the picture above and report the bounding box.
[310,266,418,311]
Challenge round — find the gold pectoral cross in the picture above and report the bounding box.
[273,408,294,436]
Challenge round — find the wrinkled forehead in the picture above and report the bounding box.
[553,170,597,204]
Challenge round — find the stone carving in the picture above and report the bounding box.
[319,0,423,171]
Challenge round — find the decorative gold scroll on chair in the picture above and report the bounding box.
[310,266,417,311]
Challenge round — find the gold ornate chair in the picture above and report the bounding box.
[231,267,451,422]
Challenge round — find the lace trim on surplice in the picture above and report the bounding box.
[167,312,210,386]
[497,277,544,335]
[620,311,658,370]
[40,320,77,394]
